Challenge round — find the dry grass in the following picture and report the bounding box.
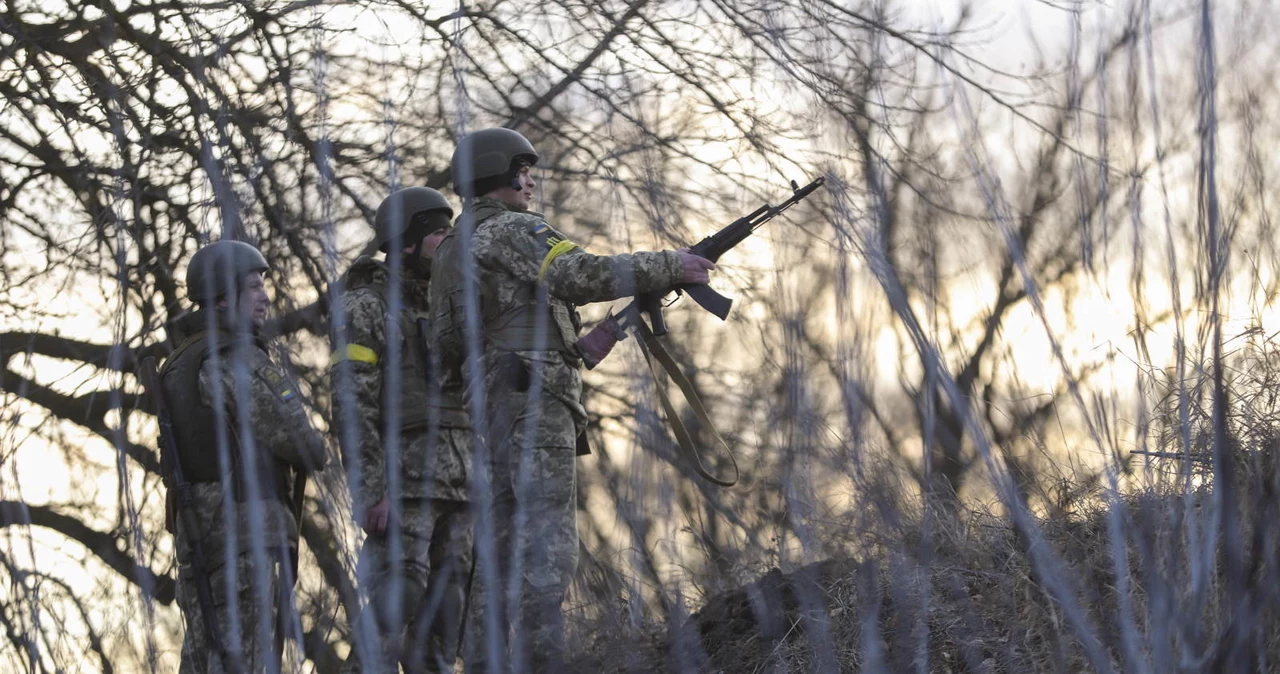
[567,448,1280,673]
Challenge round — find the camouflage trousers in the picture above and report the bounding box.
[345,498,473,674]
[466,356,580,674]
[176,549,292,674]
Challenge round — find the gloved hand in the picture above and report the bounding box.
[577,312,627,369]
[675,248,716,284]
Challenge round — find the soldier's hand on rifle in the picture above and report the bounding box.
[675,248,715,284]
[577,311,627,369]
[364,496,392,535]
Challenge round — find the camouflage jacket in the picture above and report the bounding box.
[163,309,326,557]
[430,197,685,422]
[330,256,470,507]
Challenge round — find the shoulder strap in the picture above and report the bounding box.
[159,331,210,378]
[633,321,739,487]
[470,201,509,224]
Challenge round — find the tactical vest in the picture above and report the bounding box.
[467,202,581,357]
[483,280,581,356]
[347,264,469,430]
[159,331,290,503]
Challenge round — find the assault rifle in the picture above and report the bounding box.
[619,176,825,336]
[604,176,825,487]
[141,356,242,674]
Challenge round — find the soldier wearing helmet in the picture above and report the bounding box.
[429,128,715,671]
[330,187,471,673]
[161,239,328,674]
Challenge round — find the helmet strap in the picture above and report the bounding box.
[216,273,265,335]
[403,237,432,278]
[214,293,253,335]
[508,158,533,190]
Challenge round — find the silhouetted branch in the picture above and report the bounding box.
[0,501,175,605]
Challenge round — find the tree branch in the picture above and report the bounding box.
[1,366,162,475]
[0,501,175,605]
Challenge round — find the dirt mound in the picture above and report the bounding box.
[571,485,1280,673]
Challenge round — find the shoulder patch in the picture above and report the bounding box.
[530,222,552,250]
[257,364,296,402]
[530,221,574,252]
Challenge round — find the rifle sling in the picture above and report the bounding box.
[141,356,244,674]
[177,507,245,674]
[634,322,739,487]
[274,471,307,662]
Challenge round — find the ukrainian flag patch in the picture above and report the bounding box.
[259,366,298,403]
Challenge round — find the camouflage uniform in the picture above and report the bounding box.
[163,309,327,674]
[430,197,684,672]
[331,256,472,674]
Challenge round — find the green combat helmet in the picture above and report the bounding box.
[185,240,269,307]
[373,186,455,252]
[450,127,539,197]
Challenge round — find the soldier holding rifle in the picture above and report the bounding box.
[144,240,326,674]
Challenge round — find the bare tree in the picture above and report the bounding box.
[5,0,1276,671]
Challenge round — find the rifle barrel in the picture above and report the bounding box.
[625,174,825,335]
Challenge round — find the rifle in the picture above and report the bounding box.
[604,176,826,487]
[277,469,307,663]
[141,356,243,674]
[620,176,826,336]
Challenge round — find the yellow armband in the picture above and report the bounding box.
[330,343,379,366]
[538,239,581,281]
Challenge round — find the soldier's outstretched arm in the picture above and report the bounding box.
[328,289,389,509]
[199,350,328,475]
[474,215,686,305]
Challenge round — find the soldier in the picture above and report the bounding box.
[430,128,714,672]
[330,187,472,673]
[162,239,327,674]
